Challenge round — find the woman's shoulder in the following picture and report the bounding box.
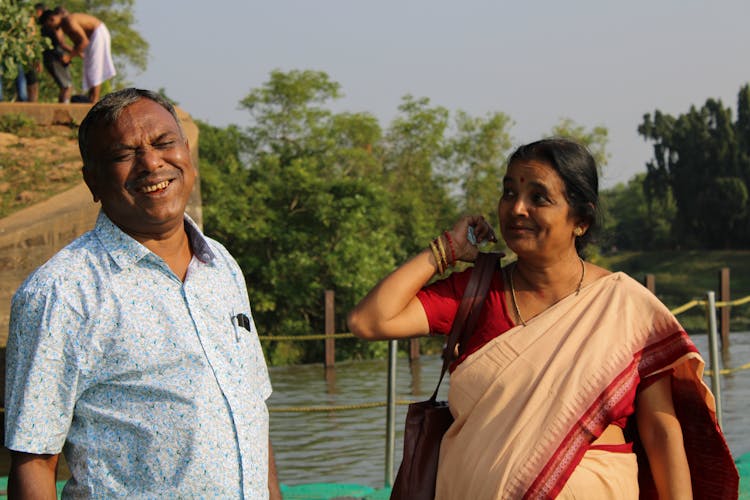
[582,261,612,285]
[585,265,669,308]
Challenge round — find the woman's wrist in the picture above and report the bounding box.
[428,232,457,274]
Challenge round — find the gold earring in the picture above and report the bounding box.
[574,227,584,237]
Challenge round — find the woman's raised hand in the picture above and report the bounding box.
[447,215,498,262]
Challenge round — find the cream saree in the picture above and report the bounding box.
[436,272,738,499]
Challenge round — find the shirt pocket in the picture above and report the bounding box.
[232,309,272,400]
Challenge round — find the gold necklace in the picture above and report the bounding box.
[509,258,585,327]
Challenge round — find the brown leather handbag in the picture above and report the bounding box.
[390,252,500,500]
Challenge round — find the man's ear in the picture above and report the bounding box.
[82,165,100,203]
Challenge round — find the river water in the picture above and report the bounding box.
[269,332,750,488]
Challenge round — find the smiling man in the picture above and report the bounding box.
[5,88,281,499]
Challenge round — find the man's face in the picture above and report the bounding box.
[43,13,62,29]
[83,98,196,239]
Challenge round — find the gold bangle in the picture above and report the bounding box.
[431,241,445,274]
[429,240,445,274]
[436,235,450,271]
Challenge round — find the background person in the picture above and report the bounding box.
[15,3,45,102]
[2,4,43,102]
[348,138,738,498]
[5,88,281,499]
[40,9,115,102]
[39,7,73,103]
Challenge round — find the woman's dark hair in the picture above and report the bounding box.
[507,138,601,255]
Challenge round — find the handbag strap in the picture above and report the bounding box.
[429,251,501,401]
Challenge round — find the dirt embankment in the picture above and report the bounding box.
[0,125,83,218]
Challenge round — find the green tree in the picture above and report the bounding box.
[733,84,750,245]
[202,70,403,364]
[600,173,676,251]
[0,2,49,97]
[697,177,748,248]
[447,110,513,232]
[639,87,750,248]
[549,117,610,172]
[381,95,457,259]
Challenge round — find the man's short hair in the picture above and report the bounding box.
[38,9,55,25]
[78,88,184,172]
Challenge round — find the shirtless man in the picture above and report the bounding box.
[39,6,73,103]
[40,10,116,102]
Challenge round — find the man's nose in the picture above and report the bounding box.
[136,147,161,171]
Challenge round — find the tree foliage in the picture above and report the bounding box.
[202,71,402,364]
[599,174,675,251]
[199,69,612,364]
[447,110,514,231]
[0,2,49,81]
[381,95,457,258]
[638,85,750,248]
[549,117,610,172]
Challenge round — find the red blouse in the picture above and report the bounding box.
[416,267,515,371]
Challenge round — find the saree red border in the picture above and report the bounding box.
[525,329,737,499]
[525,358,641,498]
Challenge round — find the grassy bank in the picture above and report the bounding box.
[0,114,81,219]
[593,250,750,333]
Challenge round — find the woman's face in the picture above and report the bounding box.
[498,159,581,261]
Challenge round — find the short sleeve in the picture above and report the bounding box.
[416,268,472,336]
[5,281,82,454]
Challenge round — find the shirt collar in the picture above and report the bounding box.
[94,211,216,270]
[185,215,215,263]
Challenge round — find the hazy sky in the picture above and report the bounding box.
[131,0,750,188]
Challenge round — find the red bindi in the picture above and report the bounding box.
[520,176,525,183]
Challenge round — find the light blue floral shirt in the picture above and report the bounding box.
[5,211,272,499]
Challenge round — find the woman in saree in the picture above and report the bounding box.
[348,138,737,499]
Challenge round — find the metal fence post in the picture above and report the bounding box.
[644,274,655,294]
[324,290,335,368]
[385,339,397,487]
[719,268,731,348]
[706,291,723,429]
[409,338,420,361]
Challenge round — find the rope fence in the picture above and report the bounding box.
[269,400,416,413]
[4,291,743,416]
[704,362,750,377]
[669,295,750,316]
[259,333,355,341]
[263,293,750,413]
[257,294,750,343]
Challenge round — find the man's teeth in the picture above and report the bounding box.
[141,180,170,193]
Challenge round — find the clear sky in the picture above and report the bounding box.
[131,0,750,189]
